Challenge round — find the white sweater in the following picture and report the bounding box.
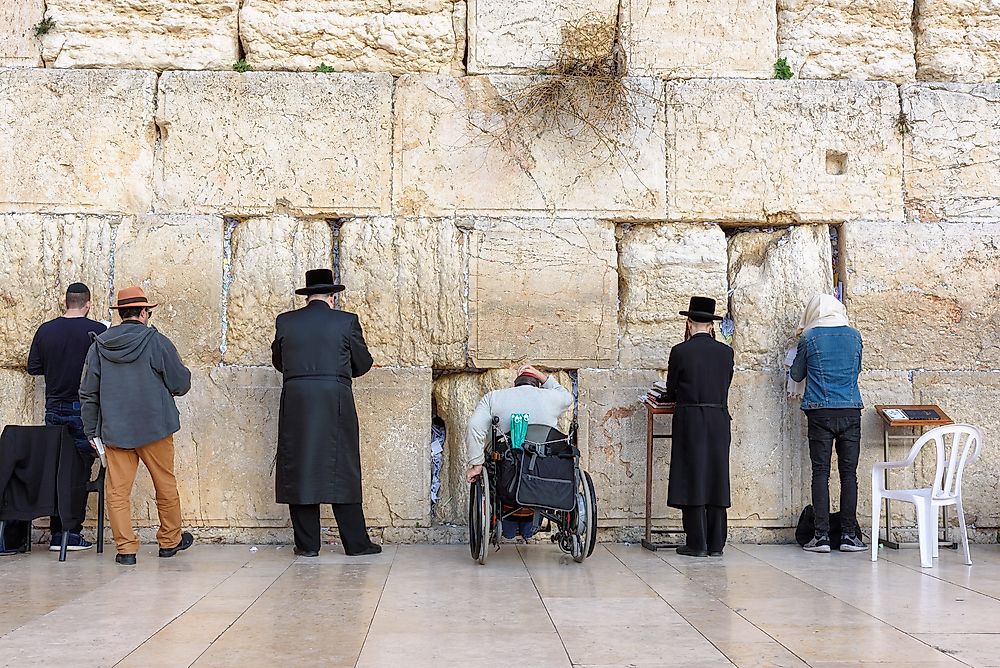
[465,376,574,466]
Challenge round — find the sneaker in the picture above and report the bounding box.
[803,533,831,553]
[839,531,867,552]
[48,533,94,552]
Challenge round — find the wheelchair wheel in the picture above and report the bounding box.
[582,470,597,558]
[468,471,490,565]
[572,469,597,562]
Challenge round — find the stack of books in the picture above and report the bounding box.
[645,380,672,407]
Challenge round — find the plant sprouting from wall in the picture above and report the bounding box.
[773,58,793,80]
[315,63,335,73]
[34,17,55,37]
[232,59,252,73]
[493,13,639,144]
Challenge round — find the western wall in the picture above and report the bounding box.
[0,0,998,545]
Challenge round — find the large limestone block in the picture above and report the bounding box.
[0,0,43,66]
[914,372,1000,527]
[903,84,1000,223]
[0,214,115,368]
[466,0,618,73]
[728,226,834,370]
[623,0,776,78]
[339,217,467,368]
[843,221,1000,370]
[40,0,238,70]
[469,218,618,368]
[394,74,666,218]
[226,217,333,366]
[915,0,1000,83]
[577,369,671,523]
[432,369,574,523]
[777,0,916,83]
[131,368,279,527]
[729,371,798,525]
[241,0,466,75]
[114,216,224,367]
[617,223,728,369]
[354,368,433,526]
[666,80,903,224]
[0,370,34,429]
[155,72,393,216]
[168,367,430,528]
[0,69,155,214]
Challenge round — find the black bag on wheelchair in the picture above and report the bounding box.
[495,425,577,513]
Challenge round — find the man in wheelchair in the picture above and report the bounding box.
[464,365,573,540]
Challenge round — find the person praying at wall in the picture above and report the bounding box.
[465,365,573,540]
[790,294,867,554]
[271,269,381,557]
[665,297,734,558]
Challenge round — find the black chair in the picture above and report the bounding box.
[0,425,105,561]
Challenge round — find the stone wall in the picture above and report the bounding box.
[1,1,998,545]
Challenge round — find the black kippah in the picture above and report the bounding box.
[67,282,89,294]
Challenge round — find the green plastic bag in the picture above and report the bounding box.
[510,413,530,450]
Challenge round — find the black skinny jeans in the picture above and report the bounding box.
[807,413,861,535]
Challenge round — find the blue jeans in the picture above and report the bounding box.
[45,407,94,536]
[501,519,536,540]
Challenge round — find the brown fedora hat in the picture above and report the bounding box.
[111,286,157,310]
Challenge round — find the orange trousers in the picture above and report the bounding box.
[105,435,182,554]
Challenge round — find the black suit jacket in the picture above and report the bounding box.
[664,332,735,508]
[270,300,374,505]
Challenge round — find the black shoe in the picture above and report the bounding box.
[158,531,194,558]
[709,551,724,557]
[293,547,319,557]
[346,544,382,556]
[676,545,709,558]
[115,553,137,566]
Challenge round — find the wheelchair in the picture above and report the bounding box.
[469,418,598,564]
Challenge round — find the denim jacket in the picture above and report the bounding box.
[789,326,863,410]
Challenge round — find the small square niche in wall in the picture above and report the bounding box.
[825,150,848,176]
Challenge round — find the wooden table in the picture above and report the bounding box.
[641,399,684,551]
[874,404,954,549]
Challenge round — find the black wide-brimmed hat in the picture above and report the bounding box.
[295,268,345,296]
[679,296,723,323]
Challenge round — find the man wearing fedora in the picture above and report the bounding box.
[271,269,380,557]
[80,286,193,565]
[664,296,735,558]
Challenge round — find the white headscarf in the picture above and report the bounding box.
[796,294,850,336]
[787,294,850,398]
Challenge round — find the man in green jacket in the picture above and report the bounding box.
[80,286,193,566]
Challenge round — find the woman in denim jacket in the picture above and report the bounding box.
[790,294,867,553]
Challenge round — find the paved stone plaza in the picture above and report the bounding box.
[2,542,1000,666]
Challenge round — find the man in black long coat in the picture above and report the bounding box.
[271,269,380,557]
[665,296,735,558]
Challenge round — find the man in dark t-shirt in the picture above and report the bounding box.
[25,282,107,551]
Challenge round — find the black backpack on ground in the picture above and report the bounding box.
[796,504,843,549]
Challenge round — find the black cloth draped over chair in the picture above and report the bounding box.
[0,425,104,560]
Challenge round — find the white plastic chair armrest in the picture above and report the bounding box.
[873,460,910,472]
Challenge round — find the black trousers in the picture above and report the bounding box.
[681,505,727,553]
[289,503,374,554]
[807,414,861,535]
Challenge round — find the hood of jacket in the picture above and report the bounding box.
[95,323,156,364]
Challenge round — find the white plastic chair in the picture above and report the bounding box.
[871,424,982,568]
